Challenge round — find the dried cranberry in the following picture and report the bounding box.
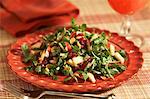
[79,62,88,70]
[78,38,87,48]
[87,58,92,62]
[65,42,72,52]
[42,58,49,65]
[68,52,77,58]
[70,32,76,38]
[76,33,84,37]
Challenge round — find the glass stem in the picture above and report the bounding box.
[120,15,131,36]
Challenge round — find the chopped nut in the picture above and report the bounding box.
[70,37,76,44]
[91,34,99,41]
[30,50,36,55]
[72,56,84,66]
[114,52,125,64]
[49,60,56,64]
[110,44,115,56]
[46,46,51,52]
[31,42,42,49]
[45,68,49,72]
[65,36,70,40]
[87,73,96,83]
[76,36,82,39]
[39,51,46,63]
[45,50,49,58]
[74,72,80,77]
[51,47,55,53]
[46,64,51,68]
[67,59,75,66]
[77,41,81,49]
[101,76,107,80]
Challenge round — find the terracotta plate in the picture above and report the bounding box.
[7,28,143,92]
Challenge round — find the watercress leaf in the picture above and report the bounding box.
[71,18,76,26]
[41,67,46,74]
[101,32,106,40]
[43,68,49,75]
[62,70,70,76]
[35,66,42,73]
[76,70,88,81]
[101,32,108,45]
[118,50,126,58]
[33,60,38,66]
[63,37,70,42]
[62,65,72,76]
[82,72,88,81]
[56,32,64,41]
[72,45,80,53]
[21,44,29,53]
[43,34,55,42]
[92,70,101,75]
[50,41,58,46]
[23,55,32,63]
[52,47,61,56]
[85,32,93,39]
[64,77,72,82]
[102,57,107,65]
[109,68,119,76]
[119,65,126,72]
[52,75,58,80]
[91,59,96,70]
[80,24,87,32]
[105,65,114,79]
[58,43,65,52]
[93,38,103,44]
[112,64,126,72]
[77,70,83,73]
[60,53,68,59]
[57,58,63,66]
[101,68,107,74]
[21,44,30,57]
[25,66,34,72]
[91,51,100,60]
[71,18,79,31]
[66,67,78,82]
[73,25,79,31]
[50,72,54,76]
[68,28,73,33]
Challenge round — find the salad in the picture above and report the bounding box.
[21,19,127,83]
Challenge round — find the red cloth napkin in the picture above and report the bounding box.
[0,0,79,37]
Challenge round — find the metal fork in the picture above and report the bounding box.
[22,90,115,99]
[3,82,115,99]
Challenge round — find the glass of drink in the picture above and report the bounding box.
[108,0,149,47]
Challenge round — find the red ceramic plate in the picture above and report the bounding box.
[7,28,143,93]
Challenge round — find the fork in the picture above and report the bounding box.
[3,82,115,99]
[22,90,115,99]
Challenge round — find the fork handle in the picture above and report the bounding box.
[35,91,115,99]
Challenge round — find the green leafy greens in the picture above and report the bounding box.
[22,18,127,83]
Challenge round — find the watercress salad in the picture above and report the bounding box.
[21,19,126,83]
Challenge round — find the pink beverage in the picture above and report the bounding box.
[108,0,149,15]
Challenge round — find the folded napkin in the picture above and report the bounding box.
[0,0,79,37]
